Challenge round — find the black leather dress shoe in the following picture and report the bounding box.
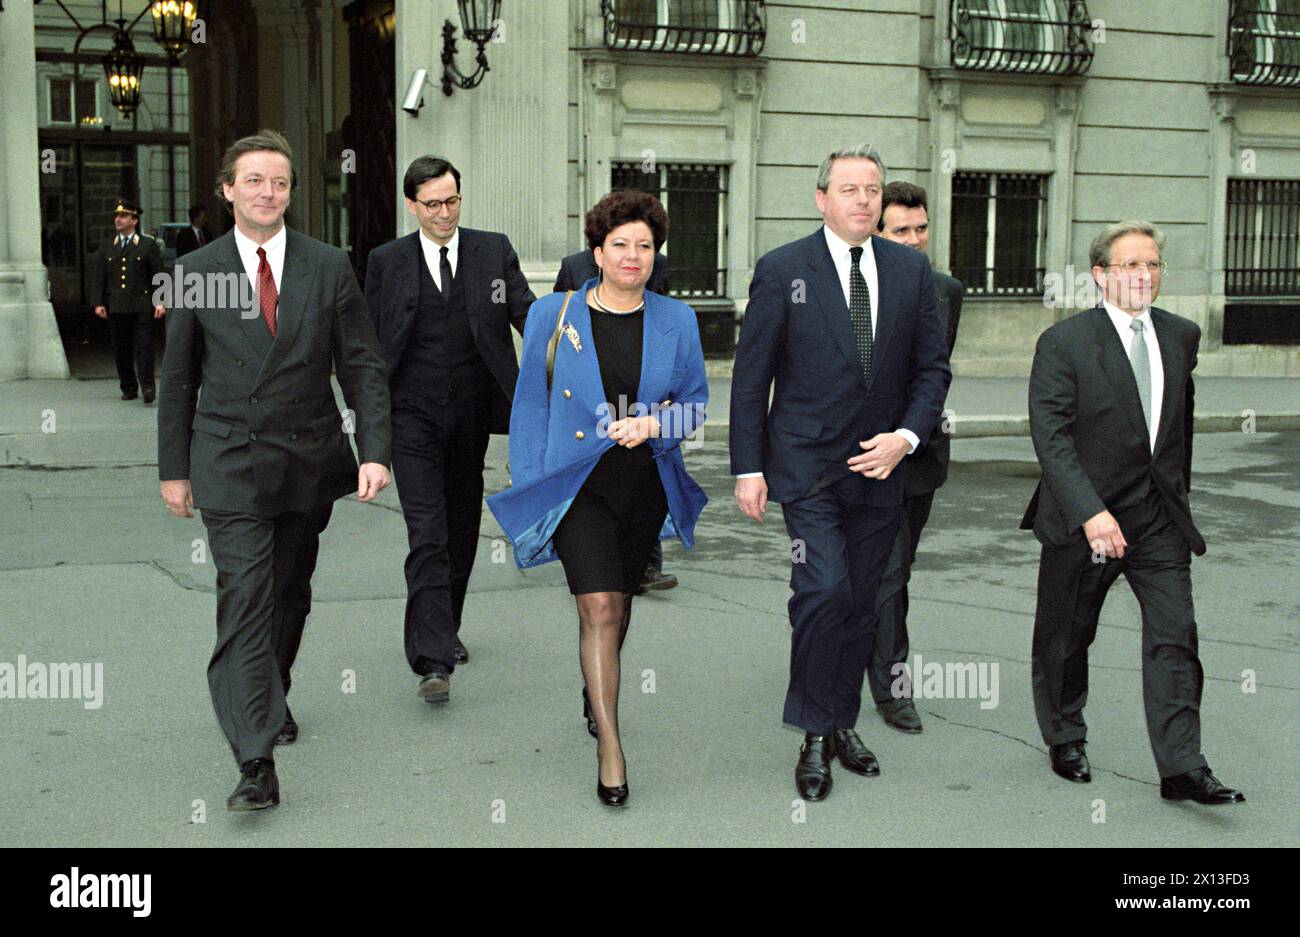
[142,388,156,405]
[227,758,279,811]
[637,566,678,595]
[274,707,298,746]
[1050,741,1091,783]
[581,687,598,738]
[795,733,834,801]
[1160,767,1245,805]
[832,729,880,776]
[121,390,138,401]
[877,699,923,734]
[418,671,450,704]
[453,638,469,664]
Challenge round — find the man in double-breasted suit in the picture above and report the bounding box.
[365,156,534,704]
[553,245,676,594]
[1022,220,1243,805]
[157,130,391,811]
[867,181,964,734]
[89,198,166,403]
[730,145,951,801]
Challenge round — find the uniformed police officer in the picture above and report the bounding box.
[90,199,166,402]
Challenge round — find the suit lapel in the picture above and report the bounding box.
[458,229,483,342]
[806,232,865,388]
[637,290,676,405]
[1091,306,1152,450]
[562,287,607,407]
[865,236,898,394]
[1150,307,1182,455]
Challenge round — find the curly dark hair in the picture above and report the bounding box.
[584,190,669,252]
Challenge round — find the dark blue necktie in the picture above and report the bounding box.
[849,245,874,380]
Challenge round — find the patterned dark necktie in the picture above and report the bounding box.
[439,245,452,301]
[849,245,874,380]
[257,246,277,339]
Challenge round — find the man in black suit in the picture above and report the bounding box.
[1022,220,1243,805]
[731,145,951,801]
[175,205,213,256]
[89,199,166,403]
[866,181,964,734]
[553,245,676,593]
[365,156,535,704]
[158,129,391,811]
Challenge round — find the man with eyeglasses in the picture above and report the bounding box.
[365,156,535,704]
[1022,220,1244,805]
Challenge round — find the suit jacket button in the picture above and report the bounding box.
[662,398,671,406]
[290,433,298,441]
[249,432,258,441]
[563,389,572,398]
[235,359,243,367]
[575,431,584,440]
[250,395,259,404]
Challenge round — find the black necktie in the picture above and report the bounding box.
[119,236,128,252]
[848,245,874,380]
[439,246,452,301]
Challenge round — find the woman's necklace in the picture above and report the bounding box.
[592,284,645,315]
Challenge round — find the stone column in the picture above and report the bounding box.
[0,0,70,380]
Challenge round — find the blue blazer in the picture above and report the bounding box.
[729,228,951,505]
[486,279,709,569]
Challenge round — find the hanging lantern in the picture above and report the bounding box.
[151,1,199,59]
[103,25,145,117]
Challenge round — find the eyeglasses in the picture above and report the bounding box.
[1106,260,1167,275]
[415,195,462,213]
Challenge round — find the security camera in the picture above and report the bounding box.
[402,69,429,116]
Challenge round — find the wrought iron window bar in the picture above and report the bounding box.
[601,0,766,57]
[950,0,1094,76]
[1229,0,1300,87]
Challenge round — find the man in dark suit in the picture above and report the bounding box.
[731,145,951,801]
[866,181,964,734]
[365,156,535,704]
[158,129,391,811]
[553,245,676,594]
[175,205,213,256]
[89,199,166,403]
[1022,220,1243,805]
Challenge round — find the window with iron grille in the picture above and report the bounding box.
[602,0,766,56]
[1229,0,1300,86]
[949,172,1048,296]
[611,162,728,298]
[1226,179,1300,297]
[950,0,1094,75]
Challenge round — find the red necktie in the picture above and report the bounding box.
[257,246,277,339]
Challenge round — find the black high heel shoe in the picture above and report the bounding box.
[596,748,629,808]
[581,687,598,738]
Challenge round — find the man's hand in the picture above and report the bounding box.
[735,475,768,523]
[154,305,167,319]
[847,432,911,479]
[93,305,108,319]
[607,415,660,448]
[357,462,391,502]
[160,479,193,518]
[1083,509,1127,560]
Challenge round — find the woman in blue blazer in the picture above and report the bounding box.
[487,191,708,807]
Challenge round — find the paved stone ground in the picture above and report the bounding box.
[1,379,1296,846]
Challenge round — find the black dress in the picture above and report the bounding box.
[552,304,669,595]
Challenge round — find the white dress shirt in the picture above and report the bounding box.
[419,227,459,292]
[233,224,287,323]
[734,227,918,479]
[1103,300,1163,452]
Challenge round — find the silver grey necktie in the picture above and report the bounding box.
[1129,318,1152,439]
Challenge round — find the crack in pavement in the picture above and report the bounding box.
[922,710,1158,788]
